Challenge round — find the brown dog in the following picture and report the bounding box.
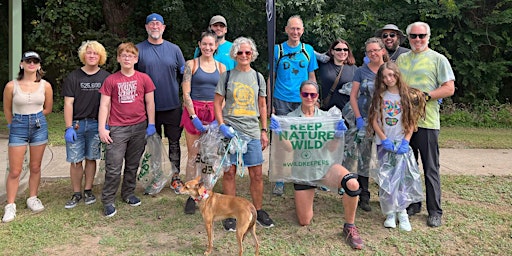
[179,176,259,256]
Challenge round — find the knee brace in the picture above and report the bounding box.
[341,173,362,197]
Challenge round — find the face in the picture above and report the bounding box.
[21,58,40,71]
[199,35,217,57]
[408,25,429,53]
[330,42,349,63]
[84,47,100,66]
[381,29,399,51]
[117,51,138,68]
[235,43,253,66]
[382,68,397,88]
[300,84,319,106]
[145,21,166,40]
[365,42,385,64]
[210,23,227,39]
[285,18,304,43]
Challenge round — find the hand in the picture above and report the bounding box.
[146,124,156,136]
[192,116,206,133]
[334,119,347,138]
[219,124,234,139]
[356,117,365,130]
[65,127,77,143]
[269,116,282,134]
[381,138,395,152]
[7,123,11,129]
[396,139,410,154]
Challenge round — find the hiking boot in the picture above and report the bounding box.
[358,199,372,212]
[184,197,196,214]
[398,210,412,231]
[427,215,442,227]
[407,202,421,216]
[383,213,396,228]
[26,196,45,213]
[256,210,275,228]
[84,191,97,205]
[2,203,16,223]
[170,174,184,194]
[104,204,117,217]
[223,218,236,232]
[125,195,141,207]
[342,224,364,250]
[273,182,284,196]
[64,193,82,209]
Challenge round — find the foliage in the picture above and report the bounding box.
[440,100,512,127]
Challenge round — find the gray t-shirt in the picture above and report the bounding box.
[215,69,267,139]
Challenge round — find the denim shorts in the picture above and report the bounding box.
[8,112,48,147]
[66,118,101,163]
[229,136,264,167]
[273,97,301,115]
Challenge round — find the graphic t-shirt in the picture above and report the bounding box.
[375,90,404,145]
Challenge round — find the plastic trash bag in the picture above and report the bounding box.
[1,150,30,203]
[93,143,106,185]
[137,134,175,195]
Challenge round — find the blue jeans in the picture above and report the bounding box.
[65,118,101,163]
[229,134,264,167]
[9,111,48,146]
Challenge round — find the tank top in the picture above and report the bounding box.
[190,58,220,101]
[12,79,46,114]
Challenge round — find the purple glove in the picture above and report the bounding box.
[146,124,156,136]
[356,117,365,130]
[192,116,206,133]
[65,127,77,143]
[381,138,395,152]
[219,124,234,139]
[334,120,347,138]
[396,139,410,154]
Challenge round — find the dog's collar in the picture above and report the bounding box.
[193,189,210,202]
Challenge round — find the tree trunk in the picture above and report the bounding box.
[102,0,135,38]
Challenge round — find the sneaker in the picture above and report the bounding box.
[256,210,275,228]
[427,215,442,227]
[273,182,284,196]
[2,203,16,223]
[184,197,196,214]
[104,204,117,217]
[398,210,412,231]
[358,199,372,212]
[84,191,97,205]
[223,218,237,232]
[383,213,396,228]
[407,202,421,216]
[170,174,184,194]
[26,196,45,213]
[64,193,82,209]
[342,224,364,250]
[125,195,141,207]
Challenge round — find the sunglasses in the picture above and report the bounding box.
[409,33,427,39]
[300,92,318,98]
[333,48,349,52]
[236,51,252,56]
[24,59,40,64]
[382,32,396,39]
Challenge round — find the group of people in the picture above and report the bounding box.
[2,12,455,251]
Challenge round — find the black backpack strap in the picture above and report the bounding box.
[301,43,310,62]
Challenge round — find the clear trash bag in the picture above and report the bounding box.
[93,143,106,185]
[137,134,175,195]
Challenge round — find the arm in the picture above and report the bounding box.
[372,115,386,141]
[308,71,317,83]
[98,94,112,144]
[213,93,225,125]
[182,60,195,115]
[43,81,53,116]
[258,95,268,150]
[349,81,362,118]
[145,91,155,124]
[3,82,14,125]
[218,62,226,74]
[428,80,455,99]
[63,96,74,128]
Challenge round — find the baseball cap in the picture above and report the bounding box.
[21,51,41,62]
[375,24,406,44]
[146,13,164,24]
[209,15,227,27]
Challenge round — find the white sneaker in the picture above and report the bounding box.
[398,210,412,231]
[2,203,16,223]
[27,196,45,213]
[384,213,396,228]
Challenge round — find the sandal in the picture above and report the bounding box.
[170,174,184,194]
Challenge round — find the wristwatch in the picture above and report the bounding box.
[189,114,197,120]
[261,128,268,133]
[423,92,431,101]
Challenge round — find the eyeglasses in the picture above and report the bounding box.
[366,48,382,54]
[382,32,396,39]
[409,33,427,39]
[120,54,136,59]
[24,59,40,64]
[300,92,318,98]
[236,51,252,56]
[333,48,349,52]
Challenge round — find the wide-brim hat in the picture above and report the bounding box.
[375,24,406,44]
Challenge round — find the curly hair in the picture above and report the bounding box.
[78,40,107,66]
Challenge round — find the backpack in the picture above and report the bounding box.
[224,69,262,96]
[276,42,310,68]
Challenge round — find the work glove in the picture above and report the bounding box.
[146,124,156,136]
[192,116,206,133]
[334,120,348,138]
[396,139,410,154]
[269,116,282,135]
[381,138,395,152]
[219,124,235,139]
[356,117,365,130]
[65,127,77,143]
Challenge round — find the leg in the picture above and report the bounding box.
[323,164,359,224]
[83,159,97,190]
[69,161,85,192]
[294,187,315,226]
[120,122,147,200]
[415,129,442,217]
[83,119,101,191]
[6,146,28,204]
[28,144,46,198]
[204,217,214,255]
[161,109,183,173]
[184,131,200,182]
[222,165,237,196]
[248,165,263,210]
[101,126,129,205]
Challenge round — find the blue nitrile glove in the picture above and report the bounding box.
[7,124,11,129]
[356,117,365,130]
[192,116,206,133]
[438,98,443,105]
[363,56,370,64]
[334,120,348,138]
[396,139,410,154]
[269,116,282,134]
[219,124,235,139]
[381,138,395,152]
[65,127,77,143]
[105,125,110,130]
[146,124,156,136]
